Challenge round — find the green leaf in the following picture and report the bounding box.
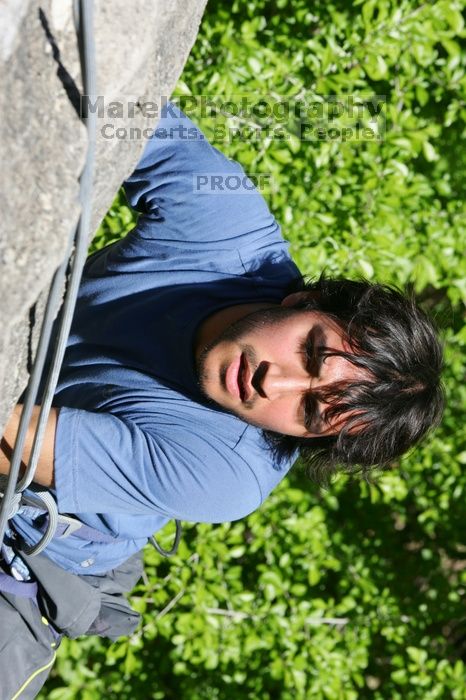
[272,148,293,164]
[358,259,374,278]
[362,0,376,27]
[247,57,262,74]
[407,647,428,666]
[391,669,408,684]
[365,54,388,81]
[422,141,439,162]
[442,6,465,33]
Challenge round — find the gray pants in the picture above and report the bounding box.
[0,549,143,700]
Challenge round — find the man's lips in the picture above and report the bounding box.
[225,355,242,399]
[225,353,252,401]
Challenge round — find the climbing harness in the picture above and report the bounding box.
[0,0,181,560]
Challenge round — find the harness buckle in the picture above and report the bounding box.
[56,515,83,539]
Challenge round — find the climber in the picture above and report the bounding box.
[0,101,443,699]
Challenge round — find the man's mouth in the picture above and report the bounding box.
[225,353,251,402]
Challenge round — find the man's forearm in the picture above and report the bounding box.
[0,405,57,488]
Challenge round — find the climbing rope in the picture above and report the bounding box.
[0,0,97,554]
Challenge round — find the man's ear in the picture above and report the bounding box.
[281,291,321,308]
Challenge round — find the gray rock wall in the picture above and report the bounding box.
[0,0,207,430]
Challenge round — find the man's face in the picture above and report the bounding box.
[196,306,369,437]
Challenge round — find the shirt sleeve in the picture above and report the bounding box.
[122,101,279,246]
[54,406,262,522]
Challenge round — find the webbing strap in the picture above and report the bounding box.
[0,571,38,599]
[54,517,120,544]
[12,509,121,545]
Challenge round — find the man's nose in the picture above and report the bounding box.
[260,365,310,399]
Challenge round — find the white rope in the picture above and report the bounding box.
[0,0,96,554]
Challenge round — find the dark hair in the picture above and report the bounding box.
[264,275,445,485]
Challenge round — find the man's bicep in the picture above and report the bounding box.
[53,408,170,515]
[0,404,57,488]
[53,407,261,521]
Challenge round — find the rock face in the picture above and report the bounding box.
[0,0,207,430]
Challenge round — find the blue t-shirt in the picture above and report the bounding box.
[13,103,301,574]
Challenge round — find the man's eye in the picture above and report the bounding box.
[300,339,321,378]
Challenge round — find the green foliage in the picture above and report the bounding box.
[90,190,138,252]
[40,0,466,698]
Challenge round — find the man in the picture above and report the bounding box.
[0,102,443,696]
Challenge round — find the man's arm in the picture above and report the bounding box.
[0,405,57,488]
[122,102,279,246]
